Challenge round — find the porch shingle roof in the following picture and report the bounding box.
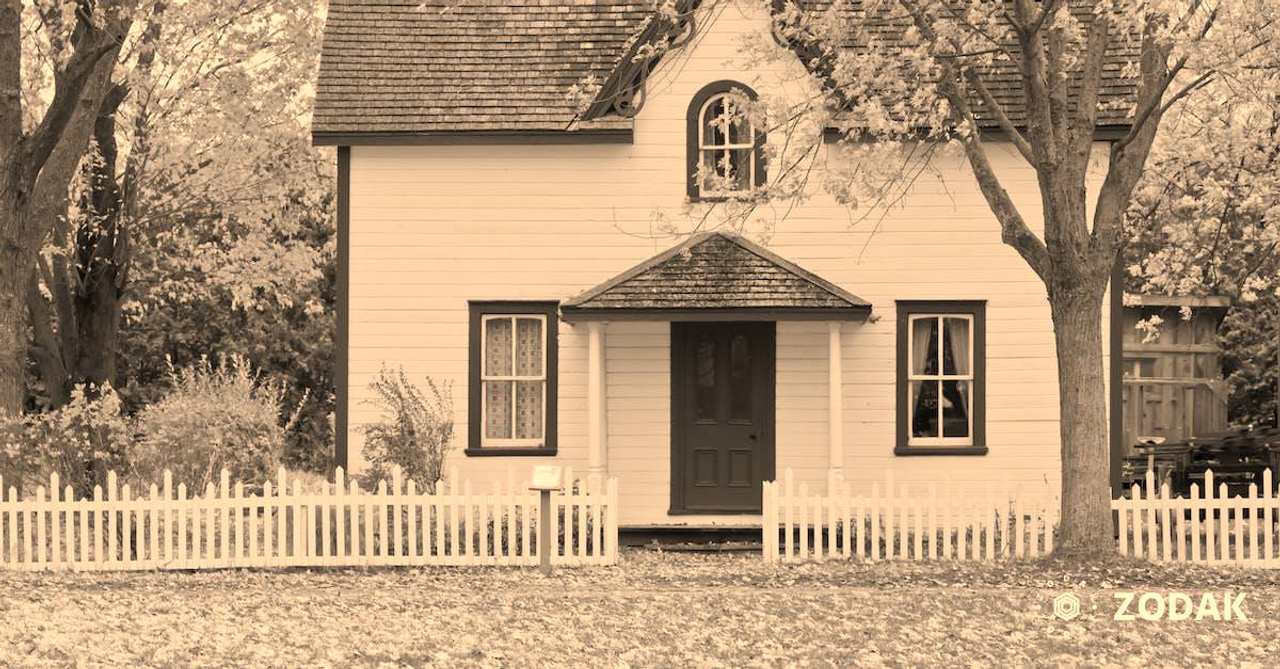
[561,233,871,320]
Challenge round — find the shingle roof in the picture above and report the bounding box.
[561,232,872,319]
[313,0,652,137]
[798,0,1140,128]
[313,1,1139,139]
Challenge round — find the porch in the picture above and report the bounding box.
[559,232,871,523]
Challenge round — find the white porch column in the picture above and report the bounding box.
[827,321,844,478]
[588,321,608,478]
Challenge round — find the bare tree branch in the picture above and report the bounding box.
[24,32,124,191]
[1009,0,1059,168]
[1066,7,1112,164]
[962,68,1036,164]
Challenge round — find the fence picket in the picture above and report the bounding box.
[1191,474,1202,562]
[896,485,907,562]
[1219,482,1230,564]
[607,478,620,564]
[49,476,61,569]
[1266,469,1274,565]
[869,481,879,562]
[884,472,895,561]
[1247,483,1258,564]
[778,468,788,562]
[798,482,809,561]
[1173,486,1185,562]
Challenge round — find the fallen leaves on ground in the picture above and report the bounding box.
[0,550,1278,667]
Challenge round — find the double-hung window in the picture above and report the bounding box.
[467,302,558,455]
[895,301,986,455]
[686,81,767,200]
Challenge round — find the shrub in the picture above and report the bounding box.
[132,355,300,491]
[0,384,131,497]
[358,366,453,493]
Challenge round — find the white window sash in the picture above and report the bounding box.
[906,313,975,446]
[480,314,548,448]
[697,93,756,195]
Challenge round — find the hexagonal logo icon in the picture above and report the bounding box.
[1053,593,1081,621]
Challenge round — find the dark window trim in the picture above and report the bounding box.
[466,301,559,457]
[335,146,350,470]
[894,300,987,455]
[686,80,768,201]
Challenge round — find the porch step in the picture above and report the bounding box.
[639,541,762,553]
[620,525,762,548]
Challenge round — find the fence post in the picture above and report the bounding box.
[762,480,773,563]
[538,488,552,575]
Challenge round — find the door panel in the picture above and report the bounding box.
[671,322,775,513]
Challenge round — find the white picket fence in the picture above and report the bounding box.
[763,469,1058,563]
[0,466,619,571]
[1114,468,1280,567]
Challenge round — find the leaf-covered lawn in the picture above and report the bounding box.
[2,550,1279,667]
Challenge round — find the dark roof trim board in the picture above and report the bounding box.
[313,128,634,147]
[561,232,872,321]
[561,307,872,322]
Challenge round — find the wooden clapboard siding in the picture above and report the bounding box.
[344,1,1113,525]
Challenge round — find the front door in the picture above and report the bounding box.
[671,321,775,513]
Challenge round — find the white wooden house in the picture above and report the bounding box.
[312,1,1135,527]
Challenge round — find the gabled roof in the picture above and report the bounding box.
[314,2,1138,142]
[313,0,651,141]
[561,232,872,321]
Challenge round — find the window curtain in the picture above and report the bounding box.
[946,318,970,420]
[911,318,936,436]
[911,318,935,375]
[484,319,514,439]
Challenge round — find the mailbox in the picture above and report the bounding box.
[529,465,563,492]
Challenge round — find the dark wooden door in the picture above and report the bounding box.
[671,322,775,513]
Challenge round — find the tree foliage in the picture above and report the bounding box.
[12,1,336,470]
[1127,47,1280,428]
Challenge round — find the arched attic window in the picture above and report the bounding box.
[687,81,767,200]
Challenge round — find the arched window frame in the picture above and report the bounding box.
[686,81,767,200]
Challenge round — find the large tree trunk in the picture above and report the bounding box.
[72,100,127,389]
[73,271,122,386]
[1049,278,1114,555]
[0,208,29,414]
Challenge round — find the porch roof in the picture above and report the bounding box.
[560,232,872,322]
